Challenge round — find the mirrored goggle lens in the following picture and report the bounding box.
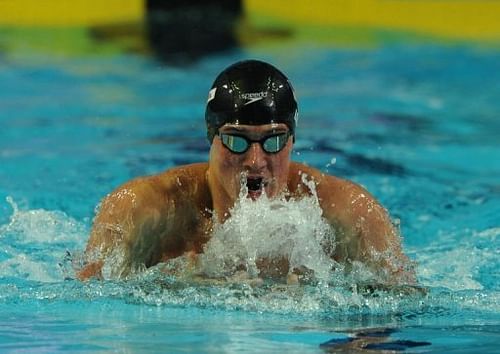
[261,134,288,153]
[220,133,289,154]
[221,134,248,153]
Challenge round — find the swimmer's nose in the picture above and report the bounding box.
[242,142,267,171]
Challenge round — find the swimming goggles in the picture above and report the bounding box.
[219,132,291,154]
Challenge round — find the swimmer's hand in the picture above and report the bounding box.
[77,261,104,280]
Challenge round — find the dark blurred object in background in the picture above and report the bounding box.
[146,0,242,65]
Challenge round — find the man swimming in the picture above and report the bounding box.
[78,60,416,285]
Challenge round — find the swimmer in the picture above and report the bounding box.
[78,60,416,285]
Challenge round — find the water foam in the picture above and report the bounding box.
[2,194,497,317]
[415,227,500,291]
[0,197,87,282]
[196,188,339,284]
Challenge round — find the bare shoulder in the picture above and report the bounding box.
[94,162,209,227]
[80,163,210,279]
[156,162,209,192]
[85,172,163,253]
[87,163,207,260]
[289,163,415,283]
[291,161,392,236]
[288,162,366,208]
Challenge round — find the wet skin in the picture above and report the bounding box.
[207,123,293,213]
[79,123,416,284]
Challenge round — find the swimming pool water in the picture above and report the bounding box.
[1,41,499,352]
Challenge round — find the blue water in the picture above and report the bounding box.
[1,40,499,352]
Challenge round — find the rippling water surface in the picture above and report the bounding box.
[1,42,499,352]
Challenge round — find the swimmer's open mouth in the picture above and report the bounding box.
[246,176,263,192]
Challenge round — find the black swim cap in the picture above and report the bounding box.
[205,59,298,142]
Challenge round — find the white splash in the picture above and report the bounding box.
[0,197,87,282]
[196,181,339,284]
[415,227,500,291]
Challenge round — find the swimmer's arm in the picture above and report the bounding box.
[318,178,417,285]
[78,179,167,280]
[352,192,417,285]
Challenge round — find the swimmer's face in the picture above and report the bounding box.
[209,123,293,203]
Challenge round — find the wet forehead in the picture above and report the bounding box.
[219,123,289,137]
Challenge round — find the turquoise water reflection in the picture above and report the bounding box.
[1,43,499,352]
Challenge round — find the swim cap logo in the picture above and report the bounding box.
[207,88,217,103]
[240,91,268,105]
